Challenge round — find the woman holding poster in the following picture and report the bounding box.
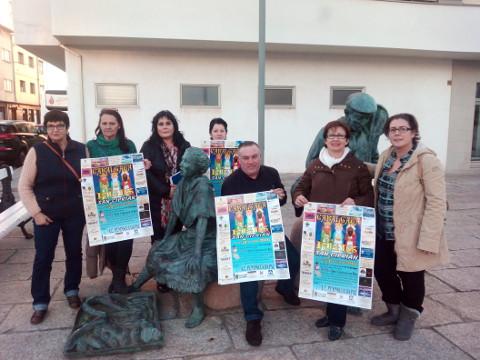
[371,114,448,341]
[86,109,137,294]
[293,120,373,341]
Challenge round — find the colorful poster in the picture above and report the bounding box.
[215,191,290,285]
[298,202,376,309]
[81,153,154,246]
[202,140,242,196]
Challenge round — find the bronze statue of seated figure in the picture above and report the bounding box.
[130,147,217,328]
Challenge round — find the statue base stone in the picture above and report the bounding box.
[204,282,241,310]
[64,292,163,357]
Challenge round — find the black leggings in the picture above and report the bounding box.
[374,237,425,312]
[105,239,133,271]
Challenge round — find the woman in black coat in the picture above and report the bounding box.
[141,110,190,244]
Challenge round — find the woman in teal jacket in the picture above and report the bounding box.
[86,109,137,294]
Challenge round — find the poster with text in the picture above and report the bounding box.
[81,153,154,246]
[298,202,376,309]
[202,140,242,196]
[215,191,290,285]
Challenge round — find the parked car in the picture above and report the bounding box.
[0,120,47,167]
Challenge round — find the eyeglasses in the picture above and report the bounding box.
[46,124,66,131]
[326,134,347,140]
[388,127,411,134]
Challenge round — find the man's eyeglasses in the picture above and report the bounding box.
[326,134,346,140]
[46,124,66,131]
[388,127,411,134]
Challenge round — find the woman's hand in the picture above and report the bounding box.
[294,195,309,208]
[169,185,176,199]
[33,212,53,226]
[341,197,355,205]
[143,159,152,170]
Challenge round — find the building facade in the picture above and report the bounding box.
[11,0,480,173]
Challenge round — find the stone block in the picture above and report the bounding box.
[425,273,456,294]
[0,304,13,325]
[435,322,480,360]
[449,249,480,267]
[431,291,480,321]
[429,268,480,291]
[0,279,60,305]
[292,329,472,360]
[204,282,241,310]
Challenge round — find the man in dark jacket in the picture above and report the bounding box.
[221,141,300,347]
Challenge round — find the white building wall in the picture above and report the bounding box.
[69,48,452,172]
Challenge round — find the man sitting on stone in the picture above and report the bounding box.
[221,141,300,347]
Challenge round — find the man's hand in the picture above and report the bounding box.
[294,195,309,208]
[271,188,285,200]
[33,212,53,226]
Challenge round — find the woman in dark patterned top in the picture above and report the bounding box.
[371,113,448,341]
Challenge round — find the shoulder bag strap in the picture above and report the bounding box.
[43,141,81,181]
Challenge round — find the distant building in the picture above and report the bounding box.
[11,0,480,172]
[0,23,44,122]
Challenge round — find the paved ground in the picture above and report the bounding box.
[0,170,479,359]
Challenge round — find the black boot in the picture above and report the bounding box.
[109,267,128,294]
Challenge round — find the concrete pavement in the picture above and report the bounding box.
[0,171,478,359]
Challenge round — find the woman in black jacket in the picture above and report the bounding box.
[141,110,190,244]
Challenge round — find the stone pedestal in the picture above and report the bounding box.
[204,282,241,310]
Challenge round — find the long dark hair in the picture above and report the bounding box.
[149,110,187,147]
[95,109,130,153]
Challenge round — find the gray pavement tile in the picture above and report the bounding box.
[0,249,15,263]
[132,242,150,257]
[0,328,71,360]
[224,308,328,350]
[449,249,480,267]
[52,274,112,301]
[435,322,480,360]
[190,347,297,360]
[431,291,480,321]
[262,281,322,311]
[425,272,457,294]
[429,268,480,291]
[0,300,77,334]
[6,247,66,264]
[445,236,480,251]
[0,234,35,249]
[0,279,60,305]
[0,263,32,282]
[131,316,232,359]
[0,304,13,325]
[292,329,472,360]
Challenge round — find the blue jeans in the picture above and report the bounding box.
[31,215,85,311]
[240,236,300,321]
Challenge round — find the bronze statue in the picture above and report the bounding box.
[306,92,388,165]
[64,292,163,357]
[130,147,217,328]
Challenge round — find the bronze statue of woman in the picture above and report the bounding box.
[130,147,217,328]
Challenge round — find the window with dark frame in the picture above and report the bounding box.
[18,52,24,65]
[181,85,219,107]
[30,82,36,94]
[330,87,365,108]
[3,79,13,92]
[19,80,26,92]
[265,87,295,107]
[28,56,34,68]
[95,83,138,107]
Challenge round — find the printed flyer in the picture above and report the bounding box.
[202,140,242,196]
[81,153,154,246]
[215,191,290,285]
[298,202,376,309]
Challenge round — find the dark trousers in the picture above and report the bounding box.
[32,215,85,310]
[326,303,347,327]
[240,236,300,321]
[105,239,133,272]
[374,236,425,312]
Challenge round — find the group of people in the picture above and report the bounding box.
[18,95,448,349]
